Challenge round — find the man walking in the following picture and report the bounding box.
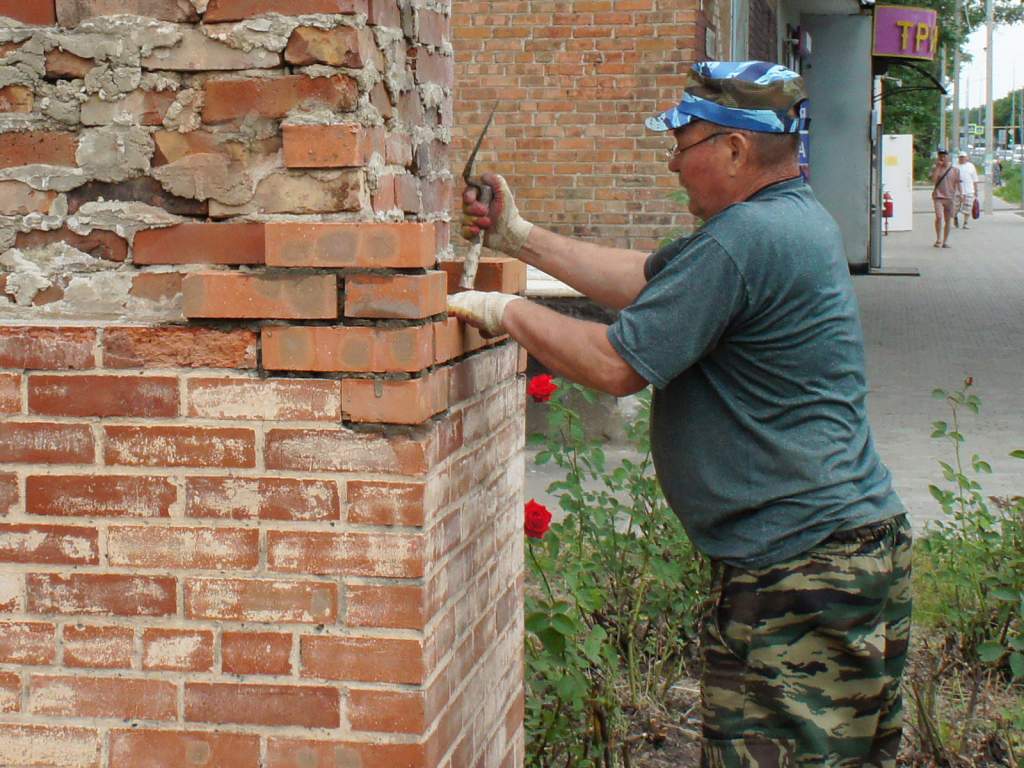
[450,60,910,767]
[931,148,959,247]
[955,151,979,229]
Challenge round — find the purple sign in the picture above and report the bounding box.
[873,5,939,60]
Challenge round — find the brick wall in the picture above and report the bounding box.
[450,0,722,255]
[0,2,525,766]
[748,0,778,63]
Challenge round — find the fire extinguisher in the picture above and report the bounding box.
[882,191,894,235]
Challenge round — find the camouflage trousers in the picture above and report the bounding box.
[700,515,913,767]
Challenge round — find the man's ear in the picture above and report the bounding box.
[725,132,751,176]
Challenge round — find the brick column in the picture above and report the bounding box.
[0,2,525,766]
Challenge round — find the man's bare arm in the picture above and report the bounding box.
[516,226,650,311]
[501,300,648,397]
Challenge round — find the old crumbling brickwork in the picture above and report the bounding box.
[451,0,723,255]
[0,2,525,766]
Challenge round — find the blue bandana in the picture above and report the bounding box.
[646,60,808,134]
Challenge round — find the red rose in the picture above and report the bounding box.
[527,374,558,403]
[524,499,552,539]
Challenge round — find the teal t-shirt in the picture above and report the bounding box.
[607,177,903,569]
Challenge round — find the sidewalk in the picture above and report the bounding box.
[525,188,1024,534]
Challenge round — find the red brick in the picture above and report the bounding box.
[262,325,434,373]
[81,89,178,126]
[268,740,425,768]
[104,425,256,468]
[26,475,175,519]
[0,523,98,565]
[28,574,176,617]
[62,625,133,669]
[0,372,19,414]
[343,371,448,425]
[0,422,94,464]
[45,48,94,79]
[367,0,399,27]
[370,80,392,119]
[394,174,420,213]
[267,530,423,578]
[282,123,369,168]
[284,26,375,68]
[346,480,426,526]
[0,181,55,215]
[0,85,33,112]
[301,635,423,684]
[221,631,291,675]
[56,0,198,26]
[414,48,454,87]
[0,621,55,664]
[433,317,461,365]
[202,75,358,124]
[0,326,95,369]
[68,176,206,217]
[187,377,342,421]
[152,130,281,166]
[102,326,258,369]
[132,222,265,265]
[182,272,337,320]
[344,271,446,320]
[108,526,259,570]
[264,427,429,475]
[440,256,528,294]
[348,688,425,733]
[346,583,425,630]
[447,343,520,403]
[416,8,448,46]
[129,272,183,302]
[28,374,178,418]
[186,477,339,522]
[0,725,99,768]
[0,2,56,24]
[110,730,260,768]
[265,221,435,269]
[185,578,337,623]
[204,0,366,21]
[0,472,17,516]
[30,675,177,720]
[142,628,214,671]
[186,682,340,727]
[17,227,128,262]
[0,131,76,168]
[371,174,396,213]
[0,671,18,713]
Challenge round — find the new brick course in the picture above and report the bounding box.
[0,0,525,765]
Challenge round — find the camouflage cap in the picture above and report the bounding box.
[646,60,808,134]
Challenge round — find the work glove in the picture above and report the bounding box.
[447,291,523,336]
[462,173,534,257]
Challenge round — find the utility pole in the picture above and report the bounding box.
[952,0,962,150]
[939,46,947,149]
[984,0,994,214]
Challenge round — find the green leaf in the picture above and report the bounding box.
[928,484,947,503]
[583,625,607,662]
[1011,450,1024,460]
[992,587,1019,602]
[1011,652,1024,680]
[525,612,549,634]
[1009,636,1024,652]
[549,613,577,637]
[977,641,1005,662]
[527,433,547,447]
[534,450,551,466]
[932,388,947,399]
[538,627,566,656]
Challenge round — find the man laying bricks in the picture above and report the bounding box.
[450,60,911,767]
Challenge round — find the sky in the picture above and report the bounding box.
[958,22,1024,108]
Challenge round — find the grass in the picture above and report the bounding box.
[995,164,1022,205]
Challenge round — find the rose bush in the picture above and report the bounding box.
[524,378,709,767]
